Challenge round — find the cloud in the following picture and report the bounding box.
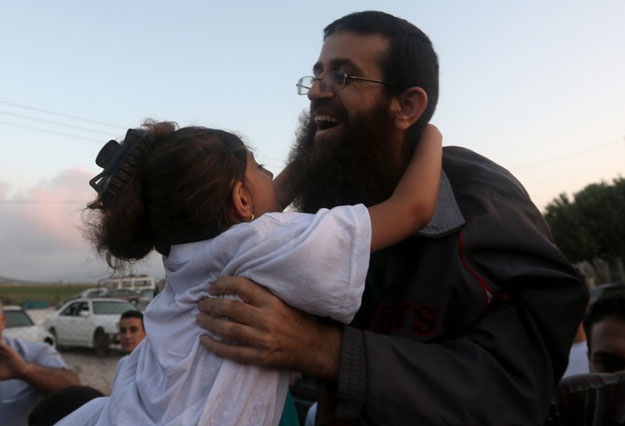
[0,181,12,199]
[0,169,164,282]
[1,168,92,252]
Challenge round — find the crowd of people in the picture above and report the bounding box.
[1,9,620,426]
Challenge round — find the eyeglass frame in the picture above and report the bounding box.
[296,71,396,95]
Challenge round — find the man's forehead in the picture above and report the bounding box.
[592,318,625,346]
[120,317,142,326]
[314,31,389,77]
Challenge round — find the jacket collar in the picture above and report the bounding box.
[416,170,465,238]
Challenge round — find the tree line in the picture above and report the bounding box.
[544,176,625,284]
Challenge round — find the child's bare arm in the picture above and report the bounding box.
[274,163,297,210]
[368,124,442,252]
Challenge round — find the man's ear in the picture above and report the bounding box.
[390,87,428,131]
[231,181,253,222]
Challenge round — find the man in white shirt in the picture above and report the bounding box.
[0,300,80,425]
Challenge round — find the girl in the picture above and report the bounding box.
[60,121,441,425]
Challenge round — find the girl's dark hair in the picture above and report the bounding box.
[84,120,247,269]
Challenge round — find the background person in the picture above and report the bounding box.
[583,289,625,374]
[118,310,146,354]
[549,291,625,425]
[196,10,589,425]
[0,300,80,426]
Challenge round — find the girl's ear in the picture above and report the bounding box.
[389,87,428,131]
[232,181,253,222]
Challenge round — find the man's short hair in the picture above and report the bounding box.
[323,11,439,144]
[120,310,144,326]
[583,289,625,351]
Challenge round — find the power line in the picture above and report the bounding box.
[0,110,115,136]
[0,99,126,130]
[0,120,103,143]
[0,200,89,204]
[511,137,625,171]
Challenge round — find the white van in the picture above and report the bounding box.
[100,276,155,291]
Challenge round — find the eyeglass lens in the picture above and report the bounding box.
[297,77,314,95]
[297,71,347,95]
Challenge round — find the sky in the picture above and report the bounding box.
[1,1,624,282]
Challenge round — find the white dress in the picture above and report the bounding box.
[55,205,371,426]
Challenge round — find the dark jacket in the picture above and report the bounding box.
[321,147,589,425]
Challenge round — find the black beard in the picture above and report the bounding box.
[288,102,407,213]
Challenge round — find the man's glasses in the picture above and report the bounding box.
[296,71,395,95]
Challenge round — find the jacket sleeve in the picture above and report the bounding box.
[323,147,589,425]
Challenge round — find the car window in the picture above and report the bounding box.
[5,310,35,327]
[61,302,81,316]
[79,302,90,313]
[92,301,136,315]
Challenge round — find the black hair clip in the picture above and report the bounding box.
[89,129,149,201]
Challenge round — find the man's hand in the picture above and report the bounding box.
[0,340,28,380]
[196,276,342,381]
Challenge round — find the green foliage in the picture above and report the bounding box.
[544,177,625,263]
[0,283,94,307]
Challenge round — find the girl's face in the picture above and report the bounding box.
[244,150,280,217]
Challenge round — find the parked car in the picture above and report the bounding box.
[43,298,138,354]
[135,288,157,299]
[98,288,141,305]
[79,288,104,298]
[60,287,104,306]
[2,305,56,347]
[134,288,157,311]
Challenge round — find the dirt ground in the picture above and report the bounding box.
[27,308,123,395]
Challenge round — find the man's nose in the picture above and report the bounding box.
[307,78,334,101]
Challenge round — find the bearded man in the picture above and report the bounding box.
[197,11,589,425]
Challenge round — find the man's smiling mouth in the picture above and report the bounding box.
[314,115,341,131]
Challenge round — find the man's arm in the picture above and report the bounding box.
[0,340,80,395]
